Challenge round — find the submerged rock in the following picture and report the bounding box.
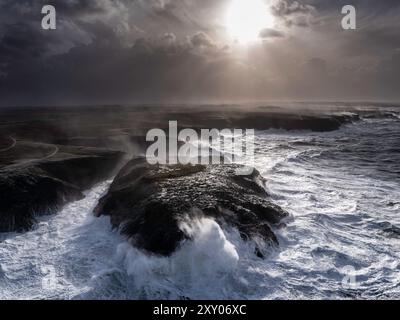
[0,147,124,232]
[94,158,288,257]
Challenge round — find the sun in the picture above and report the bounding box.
[225,0,274,44]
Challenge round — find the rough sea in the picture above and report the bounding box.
[1,105,399,299]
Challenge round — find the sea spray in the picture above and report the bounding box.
[2,110,400,299]
[116,217,240,299]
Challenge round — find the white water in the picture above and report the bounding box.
[0,182,121,299]
[1,110,400,300]
[0,182,253,299]
[250,117,400,299]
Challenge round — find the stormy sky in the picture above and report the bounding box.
[0,0,399,106]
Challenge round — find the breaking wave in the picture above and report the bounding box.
[1,106,400,299]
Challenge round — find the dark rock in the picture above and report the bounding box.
[387,201,399,207]
[0,167,82,231]
[227,113,359,132]
[383,224,400,239]
[94,157,288,257]
[0,148,124,232]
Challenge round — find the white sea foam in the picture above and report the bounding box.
[111,217,243,299]
[1,109,400,299]
[0,181,121,299]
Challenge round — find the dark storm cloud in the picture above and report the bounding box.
[146,0,184,24]
[0,14,231,105]
[304,0,400,13]
[271,0,315,17]
[50,0,112,16]
[190,32,217,49]
[270,0,316,27]
[0,23,44,61]
[259,28,285,39]
[0,0,400,105]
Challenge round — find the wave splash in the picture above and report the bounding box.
[1,106,400,300]
[114,217,244,299]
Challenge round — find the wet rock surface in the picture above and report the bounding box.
[0,105,364,235]
[0,146,124,232]
[94,158,289,256]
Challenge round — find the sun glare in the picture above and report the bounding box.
[225,0,274,44]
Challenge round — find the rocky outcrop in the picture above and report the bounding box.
[0,148,124,232]
[227,112,359,132]
[138,109,360,133]
[94,158,288,257]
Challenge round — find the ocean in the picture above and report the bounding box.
[0,105,399,299]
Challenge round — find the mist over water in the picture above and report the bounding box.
[0,106,399,299]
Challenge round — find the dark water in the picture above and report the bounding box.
[0,106,399,299]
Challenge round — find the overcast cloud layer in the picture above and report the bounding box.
[0,0,399,106]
